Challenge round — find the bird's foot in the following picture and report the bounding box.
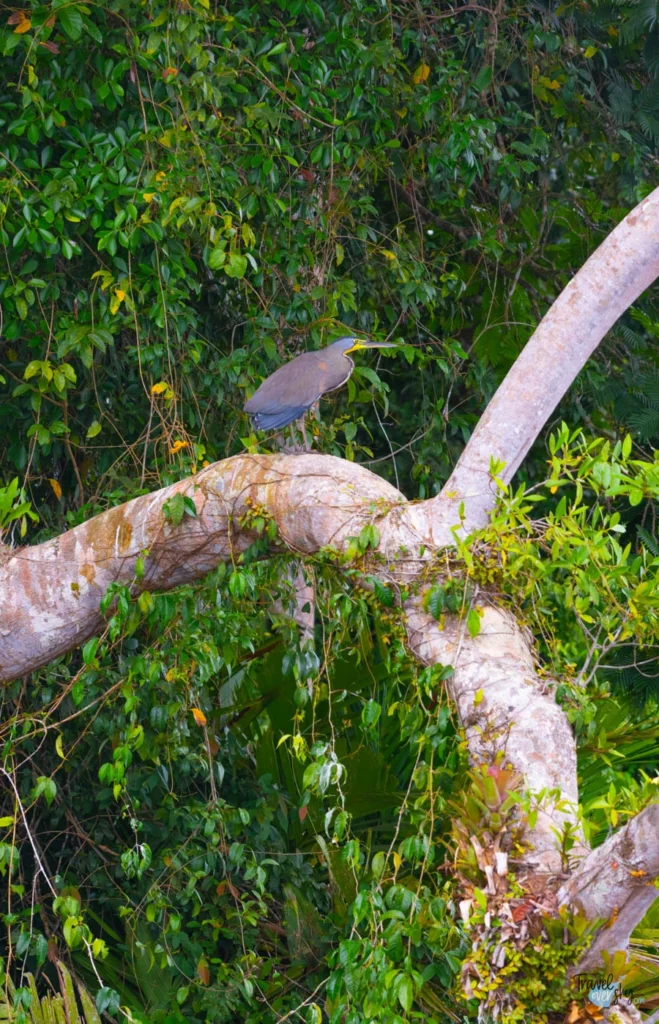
[283,441,312,455]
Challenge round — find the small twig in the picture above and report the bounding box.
[63,401,85,506]
[0,766,57,896]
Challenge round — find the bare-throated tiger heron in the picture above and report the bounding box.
[244,336,397,449]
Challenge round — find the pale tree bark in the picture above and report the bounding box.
[559,804,659,973]
[3,186,659,992]
[432,185,659,534]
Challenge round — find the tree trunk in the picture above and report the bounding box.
[3,186,659,997]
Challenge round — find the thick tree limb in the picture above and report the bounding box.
[0,454,407,682]
[559,804,659,973]
[2,187,659,971]
[406,601,587,875]
[0,450,582,875]
[434,185,659,531]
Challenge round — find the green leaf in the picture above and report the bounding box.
[86,420,102,438]
[34,776,57,806]
[371,851,386,879]
[373,578,393,607]
[162,493,197,527]
[224,253,248,278]
[397,975,414,1012]
[82,637,99,665]
[467,608,481,638]
[266,41,288,57]
[24,360,43,380]
[473,66,493,91]
[358,523,380,551]
[361,699,381,729]
[59,6,83,40]
[425,586,446,619]
[208,245,226,270]
[96,988,121,1016]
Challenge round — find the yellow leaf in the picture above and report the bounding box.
[412,62,430,84]
[143,192,156,202]
[474,688,484,706]
[381,249,397,261]
[27,64,36,86]
[13,13,31,33]
[392,852,402,870]
[115,288,126,302]
[584,45,597,58]
[191,707,207,727]
[56,734,65,759]
[155,171,167,182]
[202,460,210,468]
[91,270,114,289]
[151,381,169,395]
[49,478,62,500]
[169,439,189,454]
[607,25,618,37]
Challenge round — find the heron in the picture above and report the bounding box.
[244,336,397,450]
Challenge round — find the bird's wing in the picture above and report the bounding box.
[244,350,347,414]
[246,406,309,431]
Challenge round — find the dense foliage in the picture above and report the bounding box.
[3,1,659,1022]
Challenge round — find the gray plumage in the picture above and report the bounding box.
[244,336,395,433]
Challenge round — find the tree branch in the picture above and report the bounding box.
[0,454,411,682]
[433,185,659,532]
[406,601,587,875]
[559,804,659,973]
[3,188,659,969]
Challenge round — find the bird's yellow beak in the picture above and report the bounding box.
[344,339,398,354]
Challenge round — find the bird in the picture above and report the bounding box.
[244,336,397,450]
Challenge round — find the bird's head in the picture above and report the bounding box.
[331,336,398,355]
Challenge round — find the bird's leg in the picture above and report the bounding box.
[283,416,312,454]
[299,415,312,452]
